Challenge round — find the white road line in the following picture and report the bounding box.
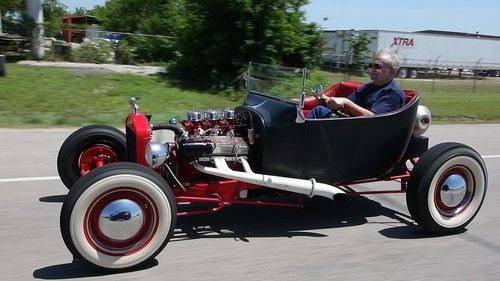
[0,154,499,183]
[0,176,60,183]
[483,155,500,159]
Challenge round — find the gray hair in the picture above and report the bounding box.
[376,49,400,72]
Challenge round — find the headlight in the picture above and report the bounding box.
[145,141,169,168]
[413,105,431,136]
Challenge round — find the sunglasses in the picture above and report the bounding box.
[368,63,383,70]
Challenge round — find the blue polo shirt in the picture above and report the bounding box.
[347,80,405,114]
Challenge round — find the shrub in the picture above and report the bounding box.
[114,40,136,65]
[71,41,112,63]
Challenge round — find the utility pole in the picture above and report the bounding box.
[0,10,4,76]
[26,0,44,59]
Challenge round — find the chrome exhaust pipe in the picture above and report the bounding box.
[192,157,345,200]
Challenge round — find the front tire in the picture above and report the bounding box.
[57,125,126,189]
[60,162,177,271]
[407,143,487,234]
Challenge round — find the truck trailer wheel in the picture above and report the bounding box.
[409,69,418,79]
[397,68,408,78]
[490,70,500,77]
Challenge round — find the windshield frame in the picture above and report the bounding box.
[246,62,308,123]
[246,62,307,102]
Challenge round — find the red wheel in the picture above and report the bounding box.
[79,144,118,176]
[433,166,475,217]
[57,125,126,189]
[60,162,176,271]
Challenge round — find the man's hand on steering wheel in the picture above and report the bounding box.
[312,91,350,117]
[324,97,350,117]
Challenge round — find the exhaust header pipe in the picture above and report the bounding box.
[192,157,345,200]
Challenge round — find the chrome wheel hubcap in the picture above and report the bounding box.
[98,199,144,241]
[440,174,467,208]
[435,165,475,217]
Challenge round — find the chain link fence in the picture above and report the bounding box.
[321,54,500,95]
[40,27,176,65]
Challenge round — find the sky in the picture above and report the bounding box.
[61,0,500,36]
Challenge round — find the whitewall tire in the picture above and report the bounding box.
[407,143,487,234]
[60,162,176,271]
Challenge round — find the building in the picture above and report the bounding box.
[62,15,101,43]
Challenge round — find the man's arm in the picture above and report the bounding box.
[324,97,374,117]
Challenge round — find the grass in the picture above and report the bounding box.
[0,64,244,127]
[397,78,500,123]
[316,70,500,123]
[0,63,499,127]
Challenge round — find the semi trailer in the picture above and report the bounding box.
[322,29,500,78]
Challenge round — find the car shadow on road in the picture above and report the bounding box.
[33,259,158,279]
[39,194,66,203]
[39,193,438,241]
[34,194,445,277]
[38,193,439,242]
[174,195,435,243]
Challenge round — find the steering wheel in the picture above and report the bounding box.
[311,84,350,118]
[329,109,350,118]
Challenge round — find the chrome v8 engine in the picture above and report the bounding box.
[177,109,249,159]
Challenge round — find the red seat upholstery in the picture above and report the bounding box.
[403,90,417,105]
[303,81,417,117]
[303,81,362,117]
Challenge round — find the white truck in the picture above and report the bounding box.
[322,30,500,78]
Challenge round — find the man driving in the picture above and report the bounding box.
[307,49,405,118]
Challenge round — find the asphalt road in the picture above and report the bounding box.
[1,124,499,281]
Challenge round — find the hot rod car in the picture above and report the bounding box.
[57,63,487,271]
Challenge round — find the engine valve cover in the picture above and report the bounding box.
[189,135,249,156]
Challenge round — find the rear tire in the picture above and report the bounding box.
[407,143,487,234]
[60,162,177,271]
[57,125,126,189]
[409,69,418,79]
[397,68,408,78]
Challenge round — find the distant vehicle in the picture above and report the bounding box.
[106,32,122,42]
[109,211,131,221]
[57,63,487,271]
[322,29,500,78]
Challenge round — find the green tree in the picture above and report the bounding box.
[43,0,67,37]
[0,0,66,37]
[72,7,90,16]
[171,0,322,89]
[0,0,23,15]
[91,0,185,63]
[343,30,373,75]
[0,0,23,11]
[1,0,24,34]
[0,1,33,38]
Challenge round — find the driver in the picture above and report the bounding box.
[307,49,405,118]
